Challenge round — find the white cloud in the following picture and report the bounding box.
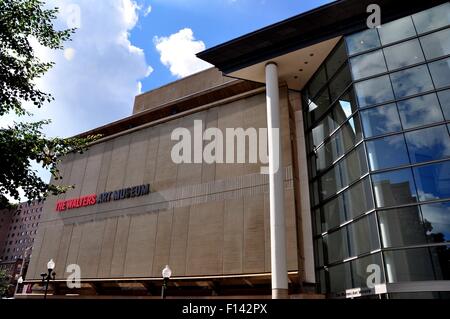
[154,28,212,78]
[63,47,76,61]
[144,5,152,16]
[0,0,153,199]
[0,0,153,139]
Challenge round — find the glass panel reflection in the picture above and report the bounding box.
[339,145,368,188]
[326,228,350,264]
[355,75,394,108]
[429,57,450,89]
[378,16,417,45]
[390,65,434,99]
[320,178,374,232]
[361,103,402,138]
[326,41,347,78]
[413,160,450,202]
[412,3,450,34]
[372,168,418,207]
[378,206,427,248]
[328,262,352,293]
[405,125,450,164]
[329,64,352,101]
[383,39,425,71]
[308,65,327,99]
[421,201,450,243]
[345,177,374,220]
[348,213,380,256]
[384,248,435,282]
[314,115,362,174]
[346,28,381,55]
[420,28,450,60]
[320,167,342,201]
[350,50,387,80]
[397,93,444,129]
[322,196,345,231]
[308,88,330,124]
[366,134,410,171]
[333,89,358,124]
[437,89,450,120]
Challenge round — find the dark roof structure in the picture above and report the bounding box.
[197,0,448,73]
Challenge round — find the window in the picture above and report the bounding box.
[429,57,450,89]
[366,134,410,171]
[326,228,350,264]
[350,50,387,80]
[315,238,325,267]
[383,39,425,70]
[345,177,374,220]
[438,89,450,120]
[332,89,358,125]
[397,93,444,129]
[405,125,450,164]
[308,89,330,124]
[421,201,450,244]
[378,16,417,45]
[372,168,418,207]
[384,246,450,282]
[309,100,359,155]
[339,145,368,188]
[322,196,345,232]
[390,65,434,99]
[355,75,394,108]
[413,160,450,202]
[308,66,327,99]
[329,64,352,101]
[346,28,381,55]
[320,177,374,232]
[347,213,380,256]
[378,206,427,248]
[420,28,450,60]
[326,41,347,78]
[328,262,352,293]
[361,103,402,138]
[315,136,341,174]
[320,167,341,201]
[412,3,450,34]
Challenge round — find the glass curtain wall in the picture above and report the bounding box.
[303,3,450,298]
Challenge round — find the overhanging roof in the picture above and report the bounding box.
[197,0,448,74]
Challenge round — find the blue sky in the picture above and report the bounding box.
[132,0,334,93]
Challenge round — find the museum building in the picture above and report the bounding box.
[22,0,450,299]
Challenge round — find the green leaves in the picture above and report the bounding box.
[0,0,74,116]
[0,0,98,208]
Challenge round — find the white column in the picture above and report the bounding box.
[265,62,289,299]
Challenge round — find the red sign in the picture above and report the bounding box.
[55,194,97,212]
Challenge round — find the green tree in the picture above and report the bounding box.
[0,269,12,297]
[0,0,98,208]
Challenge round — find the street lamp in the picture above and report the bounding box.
[161,265,172,299]
[14,247,31,297]
[40,259,56,300]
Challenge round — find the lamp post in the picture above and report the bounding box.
[40,259,56,300]
[161,265,172,299]
[14,247,31,297]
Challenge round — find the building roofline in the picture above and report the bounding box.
[76,79,263,139]
[197,0,448,74]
